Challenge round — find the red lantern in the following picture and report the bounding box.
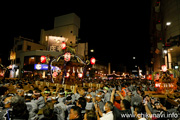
[40,56,46,63]
[61,42,66,50]
[90,57,96,65]
[64,52,71,62]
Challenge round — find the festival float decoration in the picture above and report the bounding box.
[154,65,178,94]
[48,41,87,84]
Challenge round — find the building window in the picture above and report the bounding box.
[27,45,31,50]
[17,45,22,50]
[29,57,35,64]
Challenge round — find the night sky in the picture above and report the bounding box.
[0,1,151,72]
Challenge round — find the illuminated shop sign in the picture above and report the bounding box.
[34,64,55,70]
[47,36,68,52]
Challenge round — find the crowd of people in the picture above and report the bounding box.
[0,78,180,120]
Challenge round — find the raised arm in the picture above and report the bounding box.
[116,90,124,100]
[110,89,115,103]
[144,100,152,119]
[94,104,101,120]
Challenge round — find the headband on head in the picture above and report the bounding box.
[52,92,56,94]
[51,96,58,100]
[24,93,33,96]
[7,93,15,97]
[33,91,40,96]
[66,100,72,103]
[67,92,73,94]
[103,87,109,90]
[44,91,51,94]
[85,96,92,99]
[59,92,65,95]
[96,94,102,98]
[17,89,24,93]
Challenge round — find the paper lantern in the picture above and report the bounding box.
[61,42,66,50]
[40,56,46,63]
[64,52,71,62]
[90,57,96,65]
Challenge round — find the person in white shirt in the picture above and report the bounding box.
[85,94,94,110]
[95,101,114,120]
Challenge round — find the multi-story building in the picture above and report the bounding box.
[150,0,180,73]
[40,13,88,58]
[40,13,80,47]
[11,13,88,78]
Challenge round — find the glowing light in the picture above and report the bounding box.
[78,73,83,78]
[90,49,94,52]
[40,56,46,63]
[61,42,66,50]
[166,22,171,26]
[65,72,70,78]
[90,57,96,65]
[155,82,161,88]
[163,50,168,54]
[48,36,68,43]
[64,52,71,62]
[161,65,167,72]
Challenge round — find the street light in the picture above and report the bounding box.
[163,50,168,54]
[166,22,171,26]
[175,66,179,69]
[90,49,94,53]
[163,22,171,69]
